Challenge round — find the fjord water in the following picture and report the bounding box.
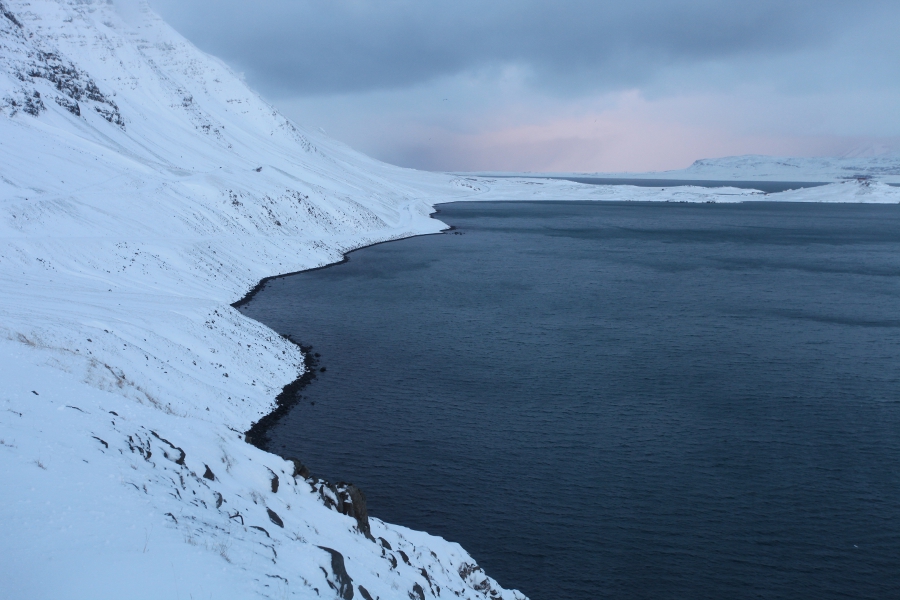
[240,201,900,600]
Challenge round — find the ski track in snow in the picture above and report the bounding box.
[1,2,898,599]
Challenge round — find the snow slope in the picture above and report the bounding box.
[1,2,898,600]
[0,1,531,598]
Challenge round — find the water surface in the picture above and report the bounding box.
[240,201,900,600]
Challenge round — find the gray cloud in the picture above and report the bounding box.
[149,0,897,97]
[146,0,900,172]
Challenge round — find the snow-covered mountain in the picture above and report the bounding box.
[0,1,537,598]
[1,1,898,599]
[655,153,900,182]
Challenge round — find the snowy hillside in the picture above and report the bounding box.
[1,2,898,599]
[0,1,532,598]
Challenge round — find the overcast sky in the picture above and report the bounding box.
[148,0,900,173]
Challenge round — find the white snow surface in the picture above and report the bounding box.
[1,2,899,599]
[469,153,900,184]
[634,154,900,183]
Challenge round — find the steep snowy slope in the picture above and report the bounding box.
[0,1,531,599]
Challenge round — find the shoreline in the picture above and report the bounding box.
[238,209,454,453]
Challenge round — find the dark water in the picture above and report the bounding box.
[239,201,900,600]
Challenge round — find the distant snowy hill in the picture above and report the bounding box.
[1,1,898,599]
[497,153,900,183]
[655,153,900,182]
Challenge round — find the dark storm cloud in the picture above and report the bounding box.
[149,0,897,97]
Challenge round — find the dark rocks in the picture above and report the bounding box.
[22,50,124,127]
[337,483,371,539]
[458,563,494,595]
[357,585,374,600]
[150,431,185,465]
[409,583,425,600]
[203,465,215,481]
[318,546,354,599]
[398,550,410,565]
[378,537,392,551]
[250,525,270,537]
[317,481,373,540]
[243,339,317,448]
[287,457,311,479]
[22,90,45,116]
[54,95,80,116]
[94,102,119,125]
[266,508,284,528]
[2,2,22,28]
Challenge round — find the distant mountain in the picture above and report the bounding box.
[669,153,900,182]
[468,152,900,183]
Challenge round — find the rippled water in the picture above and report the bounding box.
[239,201,900,600]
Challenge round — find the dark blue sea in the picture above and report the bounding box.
[239,201,900,600]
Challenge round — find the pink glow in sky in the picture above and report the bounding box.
[151,0,900,173]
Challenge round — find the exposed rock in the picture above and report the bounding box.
[336,482,372,540]
[316,480,373,540]
[249,525,269,537]
[150,431,185,465]
[287,457,311,479]
[1,2,21,28]
[357,585,375,600]
[318,546,354,599]
[266,508,284,528]
[60,95,88,117]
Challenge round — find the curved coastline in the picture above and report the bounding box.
[237,208,454,452]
